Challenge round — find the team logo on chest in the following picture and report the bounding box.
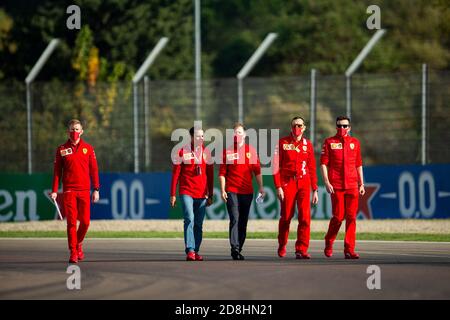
[350,143,355,150]
[331,143,343,150]
[283,144,300,152]
[227,153,239,161]
[183,153,195,161]
[60,148,73,157]
[302,146,307,152]
[82,148,88,155]
[246,152,251,159]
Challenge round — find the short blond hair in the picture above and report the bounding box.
[67,119,82,128]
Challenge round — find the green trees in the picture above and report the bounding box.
[0,0,448,80]
[0,0,448,172]
[203,0,449,77]
[0,0,196,81]
[0,9,16,80]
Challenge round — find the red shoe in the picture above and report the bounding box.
[295,252,311,259]
[344,251,360,259]
[186,251,196,261]
[69,251,78,264]
[195,253,203,261]
[278,246,286,258]
[324,242,333,258]
[77,244,85,261]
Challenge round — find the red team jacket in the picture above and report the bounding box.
[320,134,362,189]
[273,135,318,190]
[219,143,261,194]
[171,144,214,199]
[52,139,100,192]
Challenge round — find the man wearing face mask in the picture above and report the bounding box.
[219,123,265,260]
[320,116,365,259]
[273,117,318,259]
[170,127,214,261]
[51,119,100,264]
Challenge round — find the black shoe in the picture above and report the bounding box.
[231,252,245,260]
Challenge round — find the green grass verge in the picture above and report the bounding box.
[0,231,449,242]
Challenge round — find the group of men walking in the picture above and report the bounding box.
[170,116,365,261]
[52,116,365,263]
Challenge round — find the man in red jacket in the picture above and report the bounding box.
[170,127,214,261]
[51,119,100,264]
[320,116,365,259]
[219,123,265,260]
[273,117,318,259]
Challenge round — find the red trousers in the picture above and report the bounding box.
[278,178,311,253]
[63,191,91,252]
[325,188,359,252]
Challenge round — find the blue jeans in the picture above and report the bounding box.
[180,195,207,254]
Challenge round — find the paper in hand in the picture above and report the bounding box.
[52,198,63,220]
[256,192,264,204]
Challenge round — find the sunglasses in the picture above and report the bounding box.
[336,124,349,128]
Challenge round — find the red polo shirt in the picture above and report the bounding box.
[219,143,261,194]
[52,139,100,192]
[170,144,214,198]
[320,134,362,189]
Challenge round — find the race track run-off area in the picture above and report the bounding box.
[0,238,449,299]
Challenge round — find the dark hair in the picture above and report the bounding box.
[189,127,204,137]
[291,116,305,125]
[336,116,351,126]
[233,122,246,130]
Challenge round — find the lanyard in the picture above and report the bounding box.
[191,146,203,164]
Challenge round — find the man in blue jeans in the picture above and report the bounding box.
[170,127,214,261]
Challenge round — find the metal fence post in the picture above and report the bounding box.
[310,69,316,146]
[26,82,32,174]
[421,63,428,165]
[133,82,139,173]
[144,76,151,171]
[346,75,351,119]
[238,78,243,123]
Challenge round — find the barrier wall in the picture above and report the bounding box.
[0,164,449,221]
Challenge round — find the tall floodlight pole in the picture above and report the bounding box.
[195,0,201,119]
[345,29,386,118]
[132,37,169,173]
[25,38,60,174]
[237,33,278,123]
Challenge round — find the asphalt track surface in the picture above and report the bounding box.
[0,238,449,300]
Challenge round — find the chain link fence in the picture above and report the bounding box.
[0,69,448,173]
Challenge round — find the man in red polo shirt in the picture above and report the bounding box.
[170,127,214,261]
[51,119,100,264]
[219,123,265,260]
[273,116,318,259]
[320,116,365,259]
